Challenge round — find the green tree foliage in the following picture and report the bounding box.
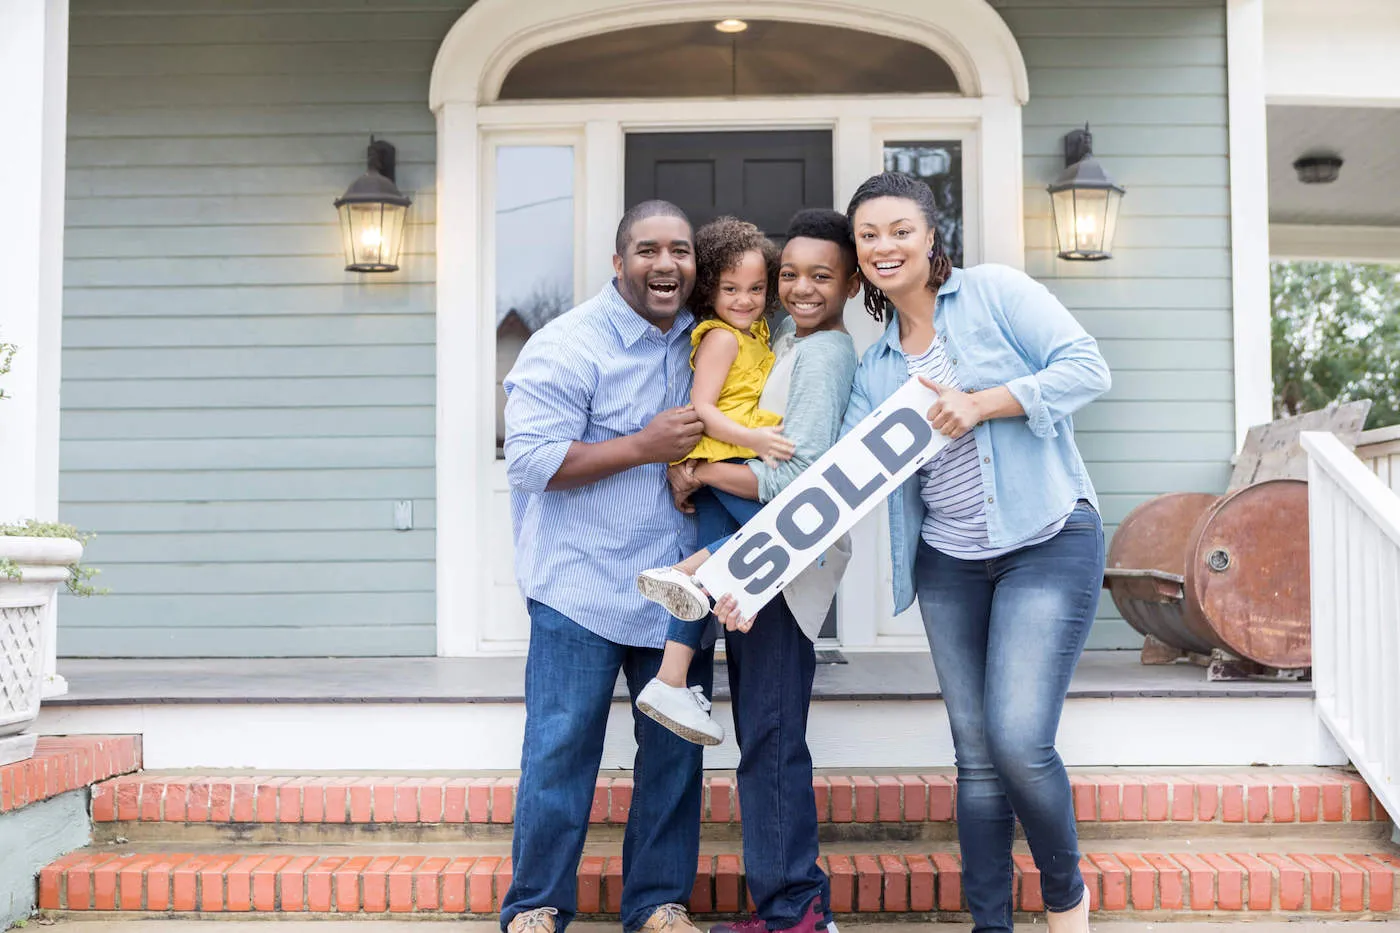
[1271,260,1400,429]
[0,332,14,401]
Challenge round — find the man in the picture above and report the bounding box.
[500,200,709,933]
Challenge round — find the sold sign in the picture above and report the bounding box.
[694,376,949,619]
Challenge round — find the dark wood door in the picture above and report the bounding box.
[626,130,840,643]
[624,130,833,243]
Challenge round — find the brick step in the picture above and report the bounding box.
[91,769,1388,834]
[38,845,1400,917]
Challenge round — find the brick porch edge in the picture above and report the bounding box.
[38,849,1400,915]
[1,735,141,814]
[92,770,1387,826]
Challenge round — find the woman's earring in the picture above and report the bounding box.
[927,249,935,259]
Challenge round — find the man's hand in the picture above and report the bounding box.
[634,406,705,463]
[667,461,701,514]
[919,376,982,439]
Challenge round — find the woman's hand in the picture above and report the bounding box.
[667,461,702,514]
[919,376,982,439]
[713,593,754,633]
[748,425,796,468]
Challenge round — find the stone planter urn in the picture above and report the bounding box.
[0,536,81,766]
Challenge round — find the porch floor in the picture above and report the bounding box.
[48,650,1312,706]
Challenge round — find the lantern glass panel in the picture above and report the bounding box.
[1051,186,1120,260]
[494,144,576,457]
[339,201,408,271]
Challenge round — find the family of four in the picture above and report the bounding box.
[503,170,1111,933]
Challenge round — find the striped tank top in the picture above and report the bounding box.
[903,334,1065,560]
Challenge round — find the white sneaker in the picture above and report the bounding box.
[636,678,724,746]
[637,567,711,621]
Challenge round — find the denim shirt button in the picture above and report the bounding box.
[986,495,995,504]
[982,456,990,464]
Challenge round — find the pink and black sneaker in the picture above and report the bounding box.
[708,896,824,933]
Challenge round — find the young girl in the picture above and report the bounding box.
[634,216,792,746]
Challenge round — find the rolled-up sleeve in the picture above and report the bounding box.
[998,268,1111,438]
[503,332,592,493]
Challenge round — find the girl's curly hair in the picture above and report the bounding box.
[692,216,781,321]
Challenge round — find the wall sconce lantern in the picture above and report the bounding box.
[1048,125,1125,261]
[335,138,411,273]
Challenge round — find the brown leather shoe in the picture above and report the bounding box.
[640,903,702,933]
[507,907,559,933]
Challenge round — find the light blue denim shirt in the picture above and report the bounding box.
[841,264,1111,614]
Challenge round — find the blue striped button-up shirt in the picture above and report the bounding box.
[504,281,698,647]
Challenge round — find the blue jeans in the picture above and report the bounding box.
[727,593,829,928]
[914,501,1105,933]
[502,601,714,933]
[664,488,763,650]
[697,489,829,928]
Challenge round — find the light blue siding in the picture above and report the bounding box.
[60,0,1233,655]
[60,0,460,656]
[994,0,1233,646]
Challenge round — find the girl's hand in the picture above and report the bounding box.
[919,376,982,439]
[749,426,796,467]
[713,594,754,633]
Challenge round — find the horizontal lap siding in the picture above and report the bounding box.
[995,0,1232,647]
[60,0,1233,656]
[59,0,472,656]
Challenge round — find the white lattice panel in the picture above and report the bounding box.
[0,605,42,721]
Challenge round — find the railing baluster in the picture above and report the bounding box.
[1301,430,1400,828]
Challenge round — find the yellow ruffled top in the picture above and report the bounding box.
[684,317,784,463]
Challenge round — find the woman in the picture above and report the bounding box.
[841,171,1110,933]
[666,208,860,933]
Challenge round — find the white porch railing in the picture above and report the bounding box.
[1301,430,1400,827]
[1357,425,1400,495]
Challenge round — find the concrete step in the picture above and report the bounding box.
[90,769,1392,845]
[37,844,1400,918]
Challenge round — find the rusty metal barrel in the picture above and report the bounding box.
[1104,479,1312,669]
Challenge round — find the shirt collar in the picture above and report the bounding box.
[602,279,693,347]
[878,267,964,354]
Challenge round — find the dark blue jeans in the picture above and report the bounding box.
[502,600,714,933]
[727,593,829,928]
[696,488,829,928]
[664,488,764,650]
[914,501,1105,933]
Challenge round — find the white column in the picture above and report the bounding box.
[0,0,70,695]
[1227,0,1274,449]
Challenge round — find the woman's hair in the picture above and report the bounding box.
[693,216,781,320]
[844,172,954,322]
[785,208,858,278]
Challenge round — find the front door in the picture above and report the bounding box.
[624,130,833,241]
[626,130,839,640]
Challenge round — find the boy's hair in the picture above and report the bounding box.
[785,209,857,277]
[693,216,781,320]
[615,199,691,256]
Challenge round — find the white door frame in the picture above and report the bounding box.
[430,0,1031,656]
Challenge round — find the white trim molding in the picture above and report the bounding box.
[1270,224,1400,264]
[429,0,1029,110]
[1226,0,1274,450]
[428,0,1029,655]
[1264,0,1400,108]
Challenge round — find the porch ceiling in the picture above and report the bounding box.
[1268,105,1400,228]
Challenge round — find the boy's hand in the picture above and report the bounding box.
[749,425,795,468]
[667,461,701,514]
